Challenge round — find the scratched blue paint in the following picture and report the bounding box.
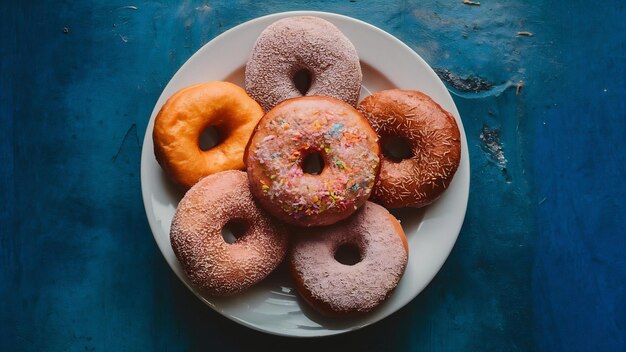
[1,1,624,351]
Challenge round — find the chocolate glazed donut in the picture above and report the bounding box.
[358,89,461,208]
[245,16,362,111]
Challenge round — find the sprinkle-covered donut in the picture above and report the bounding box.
[153,81,263,189]
[245,16,362,111]
[358,89,461,208]
[245,96,380,227]
[289,202,409,316]
[170,170,288,296]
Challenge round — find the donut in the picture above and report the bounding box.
[245,96,381,227]
[245,16,362,111]
[153,81,263,189]
[357,89,461,208]
[289,202,408,316]
[170,170,288,296]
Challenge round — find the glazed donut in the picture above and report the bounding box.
[245,96,380,227]
[289,202,408,316]
[245,16,362,111]
[153,81,263,189]
[358,89,461,208]
[170,170,288,296]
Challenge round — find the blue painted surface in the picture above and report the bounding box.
[1,1,624,351]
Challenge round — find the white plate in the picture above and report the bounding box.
[141,11,470,337]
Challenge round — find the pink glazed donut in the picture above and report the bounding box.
[289,202,409,316]
[245,16,362,111]
[245,96,381,227]
[170,170,289,296]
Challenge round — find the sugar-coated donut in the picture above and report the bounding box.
[170,170,288,296]
[289,202,408,316]
[153,81,263,189]
[245,96,380,227]
[358,89,461,208]
[245,16,362,111]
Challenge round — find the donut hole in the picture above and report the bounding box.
[334,243,362,266]
[381,135,413,162]
[221,219,248,244]
[301,151,325,175]
[293,69,312,95]
[199,126,222,151]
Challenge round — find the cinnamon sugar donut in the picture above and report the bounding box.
[153,82,263,189]
[358,89,461,208]
[170,170,288,296]
[245,16,362,111]
[289,202,408,316]
[245,96,380,227]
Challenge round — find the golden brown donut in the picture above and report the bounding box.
[358,89,461,208]
[289,202,408,316]
[153,82,263,189]
[245,96,381,227]
[170,170,289,296]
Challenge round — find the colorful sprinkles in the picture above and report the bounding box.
[249,104,380,222]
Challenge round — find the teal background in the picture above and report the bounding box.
[1,1,624,351]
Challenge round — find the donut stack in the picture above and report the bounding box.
[152,16,461,317]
